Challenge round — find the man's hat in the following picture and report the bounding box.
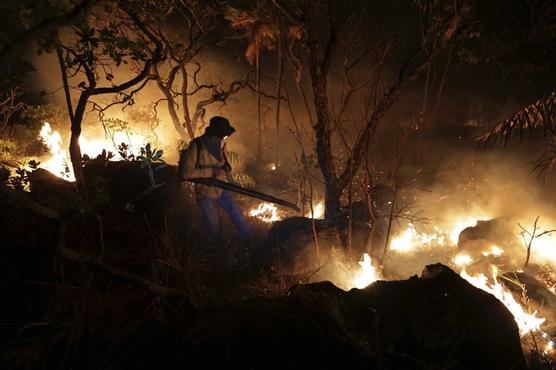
[205,116,236,137]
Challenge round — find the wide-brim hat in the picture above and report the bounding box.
[205,116,236,137]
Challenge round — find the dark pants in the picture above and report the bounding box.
[197,190,252,239]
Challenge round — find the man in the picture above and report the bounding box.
[179,116,252,240]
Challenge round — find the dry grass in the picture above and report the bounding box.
[145,214,214,310]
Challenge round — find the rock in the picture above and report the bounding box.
[0,165,9,183]
[28,168,78,210]
[83,161,184,213]
[25,162,186,214]
[353,263,526,369]
[457,218,515,251]
[181,264,526,370]
[262,202,371,272]
[261,216,339,271]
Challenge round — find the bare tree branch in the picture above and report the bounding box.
[337,1,473,191]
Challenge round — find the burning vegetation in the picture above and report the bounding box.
[1,0,556,369]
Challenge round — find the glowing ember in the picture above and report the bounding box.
[305,201,324,219]
[453,253,473,266]
[351,253,380,289]
[460,266,546,336]
[38,122,74,180]
[249,202,281,223]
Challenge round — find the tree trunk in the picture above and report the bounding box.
[307,44,340,219]
[69,133,86,196]
[57,46,89,202]
[154,66,190,141]
[164,89,190,141]
[256,53,262,161]
[274,32,283,167]
[70,93,90,202]
[323,183,342,220]
[180,64,195,138]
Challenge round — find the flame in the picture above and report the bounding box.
[389,215,492,254]
[390,225,417,252]
[460,265,546,336]
[37,122,149,181]
[381,214,554,346]
[249,202,281,223]
[351,253,380,289]
[482,245,504,257]
[453,253,473,266]
[306,201,324,219]
[38,122,74,180]
[78,131,145,159]
[389,224,449,253]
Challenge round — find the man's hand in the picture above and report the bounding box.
[213,168,227,177]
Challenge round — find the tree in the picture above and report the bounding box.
[49,1,162,202]
[0,0,100,68]
[274,0,474,220]
[148,0,248,142]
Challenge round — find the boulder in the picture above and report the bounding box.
[25,162,186,215]
[28,168,78,210]
[262,202,371,272]
[83,161,185,213]
[0,165,9,183]
[262,216,339,271]
[457,218,515,251]
[181,264,526,370]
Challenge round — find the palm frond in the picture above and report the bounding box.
[477,91,556,146]
[225,7,257,30]
[225,5,278,64]
[532,135,556,178]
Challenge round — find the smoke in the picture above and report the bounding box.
[379,139,556,279]
[18,7,556,282]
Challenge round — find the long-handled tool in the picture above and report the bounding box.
[184,177,300,212]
